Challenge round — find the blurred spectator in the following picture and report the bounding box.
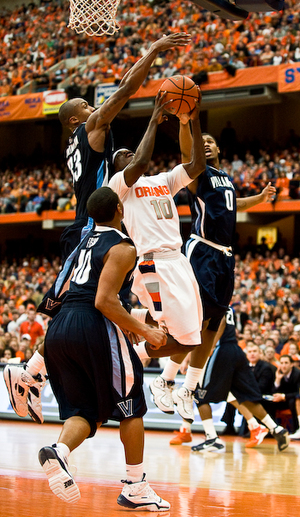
[19,307,44,348]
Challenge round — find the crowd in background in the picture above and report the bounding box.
[1,0,300,96]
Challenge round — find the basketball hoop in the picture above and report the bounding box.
[68,0,120,36]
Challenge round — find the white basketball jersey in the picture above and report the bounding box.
[109,164,191,256]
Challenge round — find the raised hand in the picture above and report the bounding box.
[151,91,172,125]
[261,182,276,202]
[150,32,191,53]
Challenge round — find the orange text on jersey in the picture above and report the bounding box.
[135,185,170,198]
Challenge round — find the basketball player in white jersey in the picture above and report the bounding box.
[109,90,206,421]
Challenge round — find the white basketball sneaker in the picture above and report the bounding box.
[38,445,80,504]
[149,376,175,414]
[4,364,46,423]
[117,474,170,511]
[172,386,195,423]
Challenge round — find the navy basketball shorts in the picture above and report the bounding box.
[194,343,262,406]
[186,240,235,331]
[44,305,147,431]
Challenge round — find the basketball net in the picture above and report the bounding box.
[68,0,120,36]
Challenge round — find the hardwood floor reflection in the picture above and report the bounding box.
[1,421,300,516]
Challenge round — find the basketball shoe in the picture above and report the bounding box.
[4,364,46,423]
[169,429,193,445]
[272,426,290,451]
[191,437,225,452]
[117,474,170,511]
[245,425,269,448]
[38,445,80,504]
[172,386,195,423]
[149,376,175,413]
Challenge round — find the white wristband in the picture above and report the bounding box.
[131,308,148,324]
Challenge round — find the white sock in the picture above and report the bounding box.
[202,418,217,440]
[261,414,277,432]
[247,417,259,431]
[180,421,191,433]
[133,341,150,361]
[126,462,144,483]
[161,359,180,382]
[182,366,202,391]
[26,351,45,377]
[56,442,70,460]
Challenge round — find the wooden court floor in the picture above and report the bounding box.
[1,420,300,517]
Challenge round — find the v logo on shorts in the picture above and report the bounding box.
[117,399,133,417]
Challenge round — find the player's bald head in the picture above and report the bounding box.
[59,99,80,127]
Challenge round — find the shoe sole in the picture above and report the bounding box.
[117,494,170,511]
[149,384,174,414]
[172,392,194,424]
[3,367,28,418]
[192,444,225,452]
[38,447,80,503]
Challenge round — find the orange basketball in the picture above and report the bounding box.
[160,75,199,115]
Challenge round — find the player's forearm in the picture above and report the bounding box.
[97,296,151,337]
[236,191,265,211]
[124,119,159,186]
[184,117,206,179]
[179,121,192,162]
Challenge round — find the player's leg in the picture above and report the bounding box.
[172,315,225,423]
[230,399,268,448]
[172,323,216,421]
[38,416,93,503]
[117,417,170,511]
[191,403,224,452]
[231,351,290,451]
[133,254,202,421]
[243,400,290,451]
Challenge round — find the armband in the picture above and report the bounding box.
[131,308,148,324]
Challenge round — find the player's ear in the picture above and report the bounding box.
[69,115,79,126]
[117,202,123,218]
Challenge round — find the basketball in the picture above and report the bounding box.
[160,75,199,115]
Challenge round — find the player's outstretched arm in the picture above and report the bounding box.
[86,32,191,133]
[182,95,206,180]
[236,182,276,211]
[95,241,167,349]
[122,91,171,187]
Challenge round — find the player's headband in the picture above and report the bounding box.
[112,148,131,164]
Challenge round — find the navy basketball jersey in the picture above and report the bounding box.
[65,227,134,305]
[219,307,237,347]
[188,165,237,246]
[65,124,114,221]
